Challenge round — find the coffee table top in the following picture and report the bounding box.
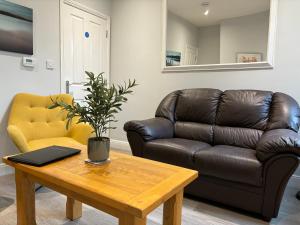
[3,148,198,218]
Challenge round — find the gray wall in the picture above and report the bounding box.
[166,13,221,65]
[166,11,199,65]
[220,11,269,63]
[167,10,268,65]
[0,0,111,161]
[110,0,300,176]
[198,25,220,65]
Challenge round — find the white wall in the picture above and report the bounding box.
[110,0,300,174]
[220,11,269,63]
[198,25,220,64]
[166,11,199,65]
[0,0,61,160]
[0,0,111,162]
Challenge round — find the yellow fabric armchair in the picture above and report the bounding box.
[7,125,30,152]
[7,93,93,153]
[68,123,94,145]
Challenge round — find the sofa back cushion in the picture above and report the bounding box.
[216,90,273,130]
[174,89,221,144]
[155,89,300,148]
[175,89,222,123]
[213,90,272,148]
[155,91,180,122]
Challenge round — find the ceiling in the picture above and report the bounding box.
[168,0,270,27]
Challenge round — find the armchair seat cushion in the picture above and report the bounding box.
[28,137,85,151]
[144,138,211,168]
[194,145,263,186]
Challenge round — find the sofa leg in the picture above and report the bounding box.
[262,216,272,222]
[296,191,300,200]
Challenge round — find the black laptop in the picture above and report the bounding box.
[8,146,81,167]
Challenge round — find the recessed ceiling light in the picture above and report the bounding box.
[204,9,209,16]
[202,2,210,16]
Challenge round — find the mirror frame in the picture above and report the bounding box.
[162,0,278,72]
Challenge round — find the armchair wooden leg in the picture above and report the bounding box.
[66,197,82,221]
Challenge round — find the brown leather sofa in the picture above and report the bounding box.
[124,89,300,221]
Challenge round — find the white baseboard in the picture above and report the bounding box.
[290,174,300,189]
[0,163,14,176]
[110,139,131,152]
[292,174,300,181]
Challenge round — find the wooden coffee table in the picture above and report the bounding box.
[3,148,198,225]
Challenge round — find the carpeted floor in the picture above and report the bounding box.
[0,174,299,225]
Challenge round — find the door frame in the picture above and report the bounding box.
[59,0,111,93]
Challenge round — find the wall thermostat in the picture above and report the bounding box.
[23,57,36,67]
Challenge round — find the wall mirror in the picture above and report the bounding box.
[162,0,278,72]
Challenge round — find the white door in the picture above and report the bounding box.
[60,1,110,102]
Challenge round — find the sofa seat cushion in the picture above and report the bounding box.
[194,145,263,186]
[28,137,85,151]
[144,138,211,168]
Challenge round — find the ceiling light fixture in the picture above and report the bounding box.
[204,9,209,16]
[202,2,210,16]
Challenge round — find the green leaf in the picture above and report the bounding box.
[49,72,137,138]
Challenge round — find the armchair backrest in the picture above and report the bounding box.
[8,93,73,141]
[155,89,300,149]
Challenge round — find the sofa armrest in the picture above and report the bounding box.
[68,123,94,145]
[261,154,299,219]
[256,129,300,162]
[124,118,174,141]
[7,125,30,153]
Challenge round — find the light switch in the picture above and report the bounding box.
[23,57,36,67]
[46,60,55,70]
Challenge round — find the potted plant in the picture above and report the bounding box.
[50,72,137,164]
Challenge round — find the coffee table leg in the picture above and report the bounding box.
[15,169,37,225]
[66,197,82,220]
[163,190,184,225]
[119,214,146,225]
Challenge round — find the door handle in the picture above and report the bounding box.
[65,80,85,94]
[66,80,70,94]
